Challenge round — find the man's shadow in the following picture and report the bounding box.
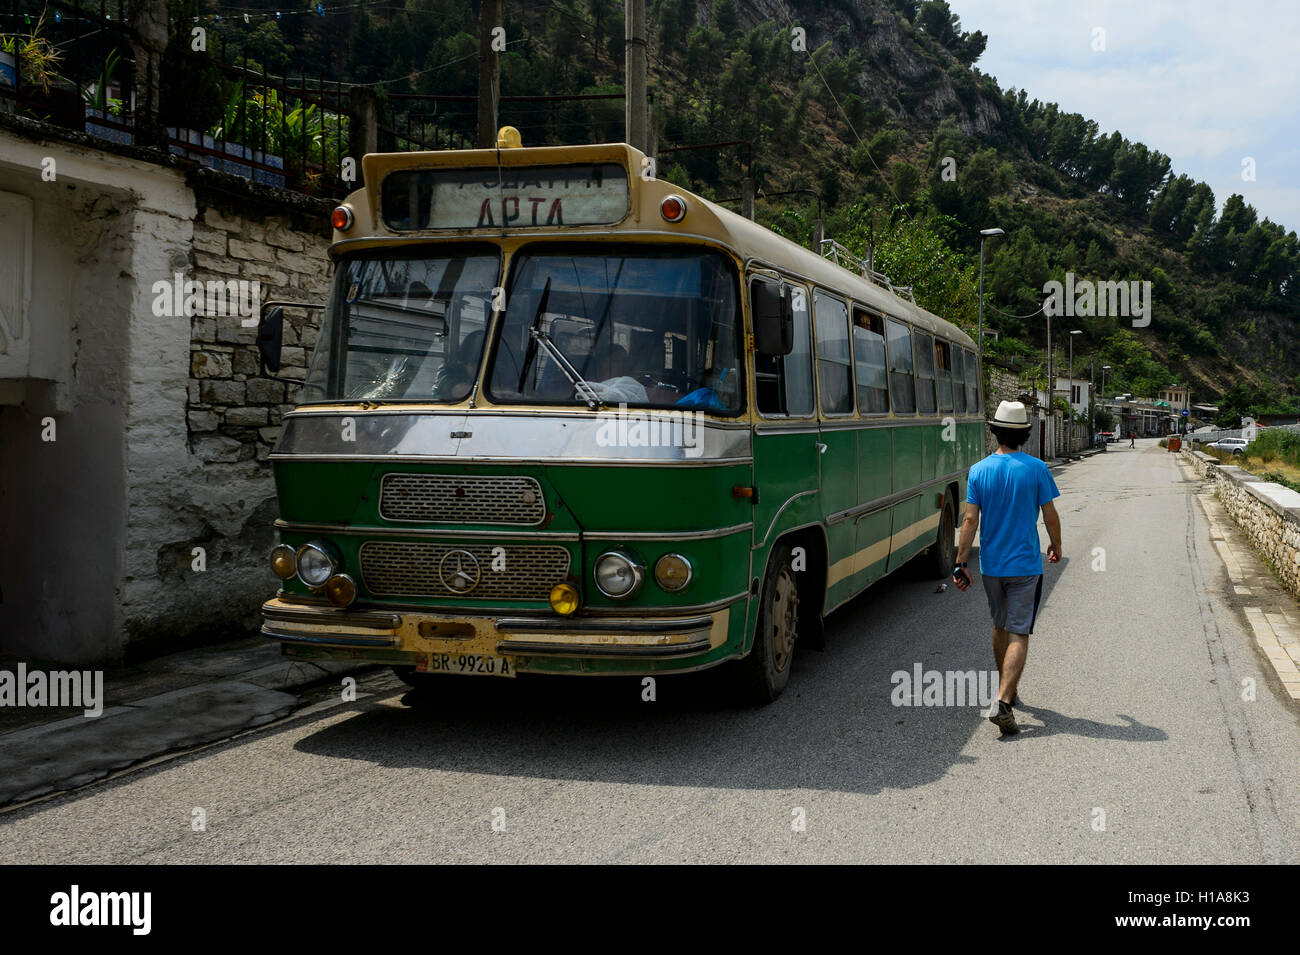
[998,704,1167,742]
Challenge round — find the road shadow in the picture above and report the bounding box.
[1003,705,1167,743]
[292,547,1162,795]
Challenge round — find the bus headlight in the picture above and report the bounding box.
[270,544,297,580]
[549,582,580,615]
[654,553,693,592]
[325,573,357,608]
[594,550,644,599]
[296,541,341,588]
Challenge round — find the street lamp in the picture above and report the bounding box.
[1069,330,1082,450]
[1101,364,1111,434]
[978,228,1004,357]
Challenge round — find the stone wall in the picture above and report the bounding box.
[1184,448,1300,600]
[187,206,330,464]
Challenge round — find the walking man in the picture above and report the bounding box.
[1129,430,1135,448]
[952,401,1062,735]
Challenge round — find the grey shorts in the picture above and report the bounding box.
[981,574,1044,635]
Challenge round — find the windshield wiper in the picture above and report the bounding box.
[518,277,603,410]
[529,327,604,410]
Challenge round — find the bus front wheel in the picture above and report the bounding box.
[735,540,800,704]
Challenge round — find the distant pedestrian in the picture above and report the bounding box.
[952,401,1062,735]
[1129,430,1135,448]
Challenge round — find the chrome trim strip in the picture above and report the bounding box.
[274,411,753,462]
[495,615,713,634]
[496,638,713,658]
[753,424,821,435]
[263,590,750,618]
[261,628,398,648]
[270,454,753,468]
[755,489,819,549]
[274,520,581,541]
[582,523,752,541]
[825,468,967,526]
[262,606,400,631]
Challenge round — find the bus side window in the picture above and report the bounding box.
[751,278,813,417]
[886,318,916,414]
[913,330,937,415]
[952,341,967,414]
[852,306,889,414]
[814,291,854,415]
[964,348,981,412]
[935,339,954,413]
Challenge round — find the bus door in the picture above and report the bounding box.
[751,276,820,567]
[884,317,925,572]
[851,306,893,586]
[812,290,859,603]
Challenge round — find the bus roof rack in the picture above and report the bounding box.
[818,238,916,303]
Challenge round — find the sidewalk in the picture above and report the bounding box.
[0,636,372,807]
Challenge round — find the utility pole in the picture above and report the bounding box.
[624,0,647,152]
[476,0,503,148]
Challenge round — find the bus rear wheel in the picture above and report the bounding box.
[735,541,800,704]
[921,494,957,580]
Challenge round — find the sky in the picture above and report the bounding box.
[949,0,1300,234]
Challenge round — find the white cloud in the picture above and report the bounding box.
[952,0,1300,226]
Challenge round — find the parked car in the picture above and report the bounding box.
[1208,437,1249,455]
[1101,431,1116,443]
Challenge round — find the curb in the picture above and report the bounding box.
[0,652,374,808]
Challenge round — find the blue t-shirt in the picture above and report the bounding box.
[966,451,1060,576]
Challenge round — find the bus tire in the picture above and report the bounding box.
[921,493,957,580]
[735,540,799,704]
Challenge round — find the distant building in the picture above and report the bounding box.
[1054,376,1092,420]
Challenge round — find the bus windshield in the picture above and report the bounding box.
[487,247,742,413]
[302,249,501,403]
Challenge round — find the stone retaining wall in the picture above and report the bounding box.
[1183,447,1300,599]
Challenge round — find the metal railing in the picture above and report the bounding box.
[819,238,916,302]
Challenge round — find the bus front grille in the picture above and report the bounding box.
[359,541,571,600]
[379,474,547,525]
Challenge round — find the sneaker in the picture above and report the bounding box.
[988,700,1020,734]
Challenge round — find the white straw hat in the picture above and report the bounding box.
[990,400,1031,430]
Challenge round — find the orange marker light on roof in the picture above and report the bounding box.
[660,195,687,222]
[331,205,354,231]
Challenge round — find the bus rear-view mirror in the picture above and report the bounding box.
[257,305,284,373]
[753,281,793,356]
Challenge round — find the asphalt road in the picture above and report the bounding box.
[4,440,1298,863]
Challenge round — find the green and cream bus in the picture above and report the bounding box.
[256,128,985,703]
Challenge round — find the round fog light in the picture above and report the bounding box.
[270,544,297,580]
[594,550,644,599]
[654,553,693,592]
[296,542,339,588]
[325,573,357,608]
[549,582,580,615]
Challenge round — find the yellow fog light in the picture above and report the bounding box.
[549,582,580,615]
[654,553,693,592]
[270,544,297,580]
[325,573,357,608]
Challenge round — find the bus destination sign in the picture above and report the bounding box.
[381,163,629,231]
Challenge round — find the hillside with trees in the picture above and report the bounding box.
[181,0,1300,422]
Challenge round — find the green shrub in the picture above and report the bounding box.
[1246,430,1300,466]
[1260,470,1300,494]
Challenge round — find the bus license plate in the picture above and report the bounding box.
[417,652,516,678]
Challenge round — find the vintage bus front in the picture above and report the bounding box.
[260,135,758,684]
